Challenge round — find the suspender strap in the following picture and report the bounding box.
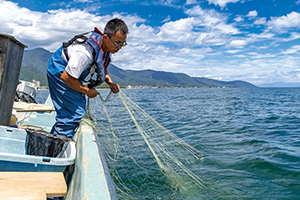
[62,31,91,61]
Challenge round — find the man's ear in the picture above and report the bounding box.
[102,34,109,46]
[103,34,108,39]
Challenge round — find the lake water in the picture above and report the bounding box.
[36,88,300,199]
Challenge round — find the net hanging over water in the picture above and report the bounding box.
[86,90,205,199]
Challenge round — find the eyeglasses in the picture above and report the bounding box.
[107,34,127,47]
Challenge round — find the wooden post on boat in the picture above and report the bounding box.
[0,34,27,126]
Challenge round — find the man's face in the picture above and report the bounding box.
[106,30,127,54]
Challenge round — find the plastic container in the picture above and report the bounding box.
[0,125,76,172]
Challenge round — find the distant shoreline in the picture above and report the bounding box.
[38,85,240,90]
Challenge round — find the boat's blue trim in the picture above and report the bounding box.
[65,119,118,200]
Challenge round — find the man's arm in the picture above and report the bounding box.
[60,70,99,98]
[104,69,120,94]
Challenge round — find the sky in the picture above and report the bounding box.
[1,0,300,85]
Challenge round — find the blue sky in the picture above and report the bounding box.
[1,0,300,85]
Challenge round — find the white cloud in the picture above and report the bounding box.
[227,39,247,48]
[185,5,226,25]
[114,44,194,73]
[268,11,300,32]
[74,0,92,2]
[281,45,300,54]
[282,32,300,41]
[257,70,300,84]
[185,6,239,34]
[207,0,240,8]
[234,16,244,22]
[247,32,275,42]
[247,53,277,59]
[247,10,258,18]
[157,17,196,42]
[254,17,266,25]
[202,55,300,84]
[225,49,242,53]
[0,0,147,51]
[182,5,239,46]
[129,23,155,43]
[0,1,101,49]
[14,19,33,27]
[186,0,199,5]
[214,23,239,34]
[159,0,178,6]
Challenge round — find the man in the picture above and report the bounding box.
[47,18,128,137]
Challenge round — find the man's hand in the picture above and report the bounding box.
[109,82,120,94]
[86,88,99,98]
[104,73,119,94]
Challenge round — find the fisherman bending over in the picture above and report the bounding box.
[47,18,128,137]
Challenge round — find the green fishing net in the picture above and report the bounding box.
[87,90,204,199]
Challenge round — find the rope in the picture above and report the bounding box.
[99,90,112,103]
[86,90,112,119]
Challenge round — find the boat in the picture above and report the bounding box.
[2,91,118,199]
[0,34,118,199]
[0,85,118,199]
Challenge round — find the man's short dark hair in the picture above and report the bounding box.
[104,18,128,37]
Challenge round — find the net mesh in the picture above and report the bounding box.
[87,90,205,199]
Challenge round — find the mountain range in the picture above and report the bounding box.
[20,48,256,88]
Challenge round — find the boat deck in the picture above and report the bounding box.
[14,101,55,112]
[0,172,67,199]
